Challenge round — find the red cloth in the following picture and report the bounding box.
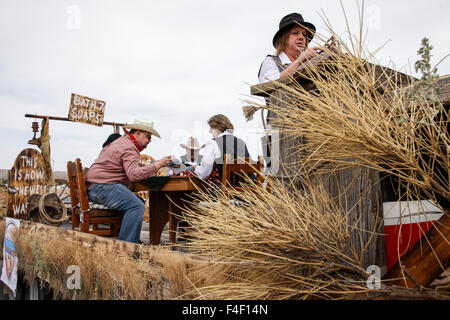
[123,128,143,152]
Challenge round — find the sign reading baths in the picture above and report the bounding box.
[7,148,48,219]
[68,93,106,126]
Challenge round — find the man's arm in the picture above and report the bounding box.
[194,141,221,179]
[122,148,160,182]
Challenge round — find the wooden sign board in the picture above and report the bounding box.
[68,93,106,127]
[7,148,48,219]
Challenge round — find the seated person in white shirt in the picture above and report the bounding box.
[192,114,250,185]
[258,12,322,84]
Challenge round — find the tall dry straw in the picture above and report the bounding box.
[178,177,375,300]
[5,223,197,300]
[247,6,448,210]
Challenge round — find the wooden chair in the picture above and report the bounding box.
[222,154,265,193]
[67,158,124,237]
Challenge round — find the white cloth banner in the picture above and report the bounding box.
[1,218,21,297]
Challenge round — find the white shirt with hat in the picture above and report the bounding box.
[258,51,291,84]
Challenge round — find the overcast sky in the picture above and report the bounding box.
[1,0,449,171]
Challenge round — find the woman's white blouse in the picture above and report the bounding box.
[194,137,221,179]
[258,51,292,84]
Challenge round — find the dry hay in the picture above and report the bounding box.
[0,219,198,300]
[248,11,448,210]
[176,177,449,300]
[262,61,448,208]
[176,178,373,300]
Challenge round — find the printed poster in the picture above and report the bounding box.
[1,218,21,297]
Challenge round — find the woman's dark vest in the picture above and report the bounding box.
[257,55,289,79]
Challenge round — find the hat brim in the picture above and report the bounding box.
[123,124,161,138]
[272,21,316,48]
[180,144,204,150]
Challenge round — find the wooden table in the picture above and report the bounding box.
[134,176,205,246]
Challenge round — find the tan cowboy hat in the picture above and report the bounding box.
[180,136,204,150]
[123,117,161,138]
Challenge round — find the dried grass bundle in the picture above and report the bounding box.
[266,54,447,205]
[8,224,196,300]
[178,177,374,300]
[242,105,261,122]
[248,9,448,209]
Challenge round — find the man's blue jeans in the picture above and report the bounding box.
[87,183,145,243]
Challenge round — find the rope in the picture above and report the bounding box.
[38,192,68,226]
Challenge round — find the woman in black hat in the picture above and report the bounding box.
[258,13,322,83]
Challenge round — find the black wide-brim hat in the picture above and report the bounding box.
[272,13,316,48]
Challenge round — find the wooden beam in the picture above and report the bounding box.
[250,51,416,97]
[24,114,125,127]
[382,74,450,105]
[434,74,450,104]
[250,51,332,97]
[383,210,450,288]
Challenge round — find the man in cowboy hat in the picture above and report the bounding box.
[258,12,322,84]
[86,117,173,243]
[178,136,204,171]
